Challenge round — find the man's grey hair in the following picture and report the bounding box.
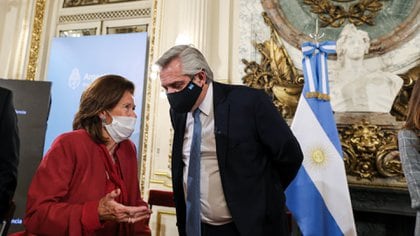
[155,45,214,81]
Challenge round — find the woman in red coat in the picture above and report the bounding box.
[24,75,151,235]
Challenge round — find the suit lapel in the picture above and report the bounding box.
[172,111,187,185]
[213,82,230,170]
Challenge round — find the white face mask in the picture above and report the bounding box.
[103,116,137,143]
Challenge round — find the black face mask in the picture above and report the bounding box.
[167,80,202,113]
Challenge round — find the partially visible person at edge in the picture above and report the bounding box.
[156,45,303,236]
[0,87,20,219]
[24,75,151,235]
[398,79,420,236]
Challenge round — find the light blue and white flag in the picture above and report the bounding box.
[285,41,357,236]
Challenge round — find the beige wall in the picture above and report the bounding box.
[0,0,34,80]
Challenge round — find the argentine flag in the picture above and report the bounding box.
[285,41,357,236]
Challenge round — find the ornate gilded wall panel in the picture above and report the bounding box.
[242,13,303,119]
[336,113,406,189]
[261,0,419,56]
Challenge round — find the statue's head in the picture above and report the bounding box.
[336,24,370,65]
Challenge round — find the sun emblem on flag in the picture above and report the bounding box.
[303,145,331,172]
[311,149,326,165]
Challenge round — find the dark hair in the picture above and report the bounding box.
[404,79,420,132]
[73,74,135,143]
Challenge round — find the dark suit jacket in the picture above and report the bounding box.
[170,82,303,236]
[0,87,19,217]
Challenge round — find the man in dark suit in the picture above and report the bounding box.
[156,45,303,236]
[0,87,19,218]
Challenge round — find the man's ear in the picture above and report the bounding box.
[198,71,207,85]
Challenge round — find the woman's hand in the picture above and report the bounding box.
[98,189,151,223]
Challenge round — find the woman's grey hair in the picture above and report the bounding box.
[336,24,370,65]
[155,45,214,81]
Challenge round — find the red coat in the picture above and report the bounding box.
[24,129,151,236]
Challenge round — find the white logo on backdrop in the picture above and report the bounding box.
[68,68,81,90]
[82,73,102,88]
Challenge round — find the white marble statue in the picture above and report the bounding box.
[330,24,403,113]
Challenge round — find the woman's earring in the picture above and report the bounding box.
[99,115,106,123]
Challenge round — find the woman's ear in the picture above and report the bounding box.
[99,112,107,123]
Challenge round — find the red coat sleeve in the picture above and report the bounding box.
[24,137,102,236]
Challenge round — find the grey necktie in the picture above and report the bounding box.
[186,108,202,236]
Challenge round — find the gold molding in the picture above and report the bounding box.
[155,210,176,236]
[339,120,403,181]
[149,171,172,188]
[140,0,159,195]
[26,0,46,81]
[149,179,172,188]
[391,65,420,121]
[303,0,384,27]
[167,128,173,169]
[154,171,171,178]
[242,12,303,118]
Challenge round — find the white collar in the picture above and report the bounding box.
[198,82,213,116]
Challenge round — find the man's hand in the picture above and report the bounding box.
[98,189,151,223]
